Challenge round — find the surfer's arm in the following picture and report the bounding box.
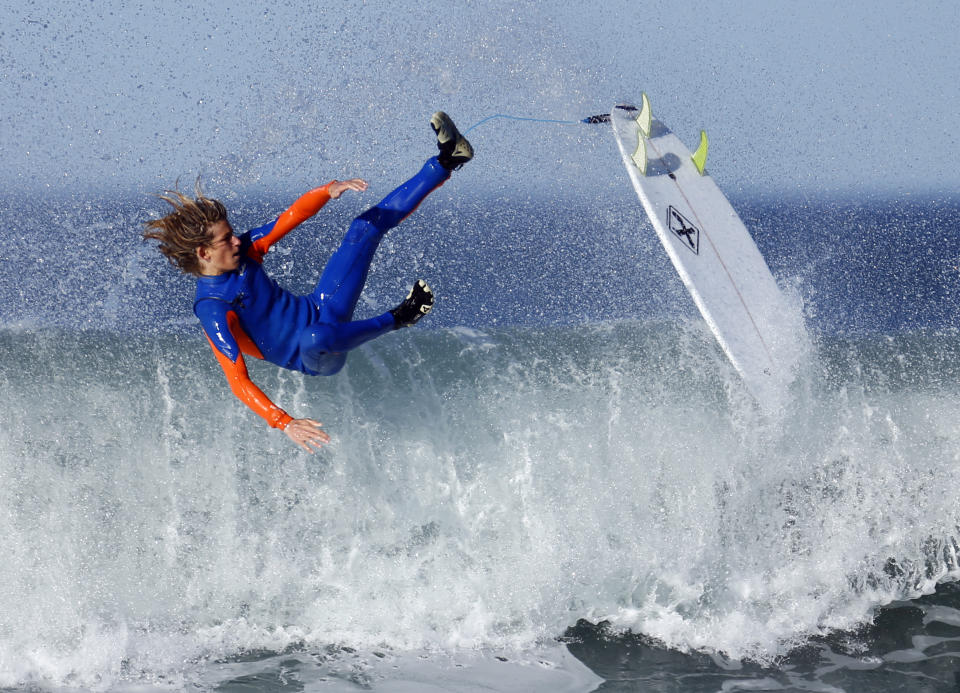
[208,341,330,450]
[207,337,292,428]
[201,312,331,451]
[202,311,293,430]
[247,179,368,262]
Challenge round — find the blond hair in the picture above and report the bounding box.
[143,182,227,276]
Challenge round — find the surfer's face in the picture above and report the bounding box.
[198,219,241,275]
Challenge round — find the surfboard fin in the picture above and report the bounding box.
[631,136,647,175]
[636,93,652,138]
[691,130,708,175]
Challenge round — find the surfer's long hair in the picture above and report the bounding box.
[143,181,227,276]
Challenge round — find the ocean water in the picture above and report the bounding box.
[1,191,960,692]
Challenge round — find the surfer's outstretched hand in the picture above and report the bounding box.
[285,418,331,452]
[328,179,368,199]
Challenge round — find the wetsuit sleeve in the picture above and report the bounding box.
[247,183,335,263]
[197,304,294,430]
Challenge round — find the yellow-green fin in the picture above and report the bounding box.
[691,130,708,175]
[636,92,652,138]
[631,135,647,175]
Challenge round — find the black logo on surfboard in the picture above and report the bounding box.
[667,206,699,255]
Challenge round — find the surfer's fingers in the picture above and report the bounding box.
[297,433,326,453]
[286,429,315,453]
[300,419,330,439]
[329,179,368,198]
[285,419,328,452]
[298,421,331,446]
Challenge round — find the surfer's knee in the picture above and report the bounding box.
[300,324,346,375]
[346,212,389,243]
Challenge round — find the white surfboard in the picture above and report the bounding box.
[610,97,804,413]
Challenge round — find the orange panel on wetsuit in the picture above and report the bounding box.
[205,310,293,430]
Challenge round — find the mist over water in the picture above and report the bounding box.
[3,1,958,197]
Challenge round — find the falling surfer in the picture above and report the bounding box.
[143,112,473,452]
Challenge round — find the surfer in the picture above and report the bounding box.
[143,112,473,452]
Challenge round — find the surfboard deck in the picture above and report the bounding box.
[610,100,804,412]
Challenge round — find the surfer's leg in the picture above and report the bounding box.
[361,156,451,230]
[299,314,395,376]
[309,112,473,323]
[310,157,449,323]
[299,280,434,375]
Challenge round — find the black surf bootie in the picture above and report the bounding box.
[390,279,435,328]
[430,111,473,170]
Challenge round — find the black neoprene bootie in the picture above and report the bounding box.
[430,111,473,171]
[390,279,434,327]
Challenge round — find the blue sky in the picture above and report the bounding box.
[1,1,956,197]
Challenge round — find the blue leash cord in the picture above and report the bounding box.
[463,113,609,134]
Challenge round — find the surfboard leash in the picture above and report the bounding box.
[463,113,610,134]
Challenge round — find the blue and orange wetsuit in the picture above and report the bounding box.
[193,156,450,430]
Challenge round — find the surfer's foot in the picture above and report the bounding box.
[430,111,473,171]
[390,279,434,328]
